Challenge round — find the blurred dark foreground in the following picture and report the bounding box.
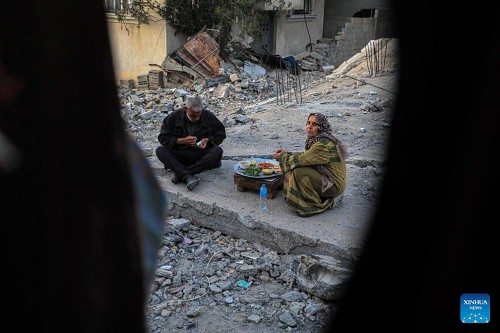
[2,1,498,332]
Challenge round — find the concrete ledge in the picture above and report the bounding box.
[151,159,374,271]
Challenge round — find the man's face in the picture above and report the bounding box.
[185,107,202,122]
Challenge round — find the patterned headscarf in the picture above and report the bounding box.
[304,112,349,192]
[305,112,338,150]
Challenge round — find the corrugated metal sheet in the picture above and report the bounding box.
[174,30,222,78]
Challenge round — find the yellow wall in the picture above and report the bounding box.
[106,15,166,87]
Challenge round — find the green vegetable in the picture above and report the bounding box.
[243,165,261,176]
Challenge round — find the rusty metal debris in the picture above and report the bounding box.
[364,38,389,77]
[147,29,224,88]
[170,29,222,79]
[245,43,303,105]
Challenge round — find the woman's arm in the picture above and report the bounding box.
[279,139,336,172]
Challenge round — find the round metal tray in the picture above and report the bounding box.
[233,158,282,179]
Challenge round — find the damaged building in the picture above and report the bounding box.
[105,0,396,89]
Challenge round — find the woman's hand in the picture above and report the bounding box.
[273,148,286,160]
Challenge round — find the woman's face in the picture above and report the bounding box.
[306,115,319,138]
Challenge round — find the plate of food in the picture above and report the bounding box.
[234,158,283,179]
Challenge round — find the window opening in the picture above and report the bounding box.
[104,0,133,13]
[292,0,312,15]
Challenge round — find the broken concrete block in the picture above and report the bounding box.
[243,61,266,78]
[213,84,234,99]
[148,70,164,89]
[229,73,239,82]
[294,254,353,301]
[321,65,335,73]
[120,79,134,89]
[158,105,170,113]
[205,74,231,87]
[140,110,155,120]
[238,80,250,89]
[137,74,149,90]
[129,94,142,106]
[309,52,324,60]
[174,89,189,97]
[168,218,191,231]
[299,59,318,71]
[173,97,185,111]
[145,101,155,109]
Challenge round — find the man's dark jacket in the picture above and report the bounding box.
[158,109,226,149]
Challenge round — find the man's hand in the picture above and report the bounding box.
[197,138,208,149]
[180,135,197,147]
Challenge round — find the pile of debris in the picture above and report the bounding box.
[123,30,335,99]
[146,217,338,332]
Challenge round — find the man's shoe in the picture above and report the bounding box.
[171,174,180,184]
[185,175,200,191]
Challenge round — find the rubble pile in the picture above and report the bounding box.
[146,218,335,332]
[119,63,330,116]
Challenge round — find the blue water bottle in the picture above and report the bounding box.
[259,184,268,211]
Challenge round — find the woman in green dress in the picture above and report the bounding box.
[273,112,349,217]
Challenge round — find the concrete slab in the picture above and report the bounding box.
[148,157,376,271]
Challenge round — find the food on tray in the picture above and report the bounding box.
[237,159,282,177]
[262,168,274,175]
[239,161,250,169]
[258,162,275,169]
[243,165,261,176]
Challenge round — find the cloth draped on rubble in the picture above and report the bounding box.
[126,134,167,293]
[278,139,346,216]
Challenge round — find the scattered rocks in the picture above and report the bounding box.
[146,218,335,332]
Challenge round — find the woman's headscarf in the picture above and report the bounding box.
[304,112,349,162]
[304,112,349,192]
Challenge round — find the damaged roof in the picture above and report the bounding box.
[170,30,222,78]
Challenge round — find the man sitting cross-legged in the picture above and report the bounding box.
[155,95,226,191]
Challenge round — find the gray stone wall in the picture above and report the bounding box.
[322,7,397,68]
[331,16,375,67]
